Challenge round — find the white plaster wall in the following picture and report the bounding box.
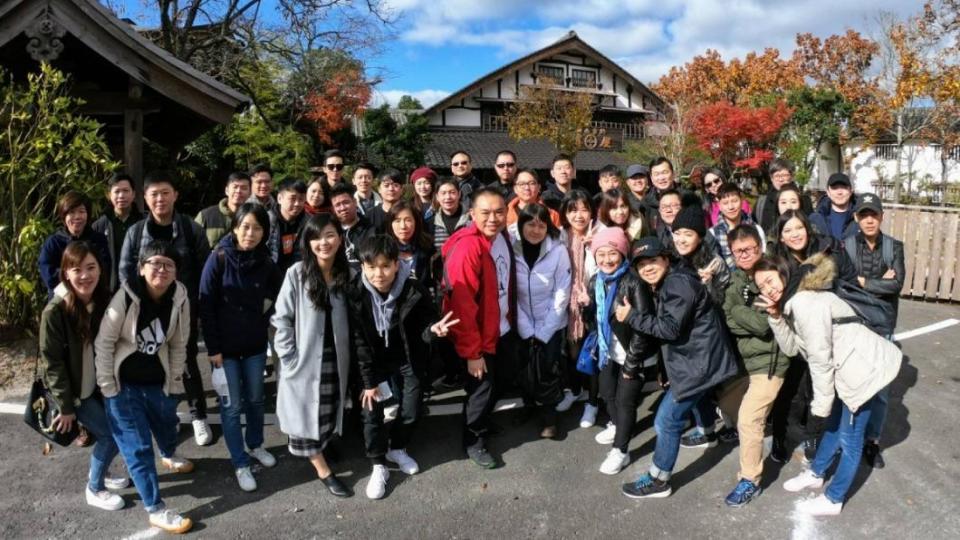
[845,143,960,194]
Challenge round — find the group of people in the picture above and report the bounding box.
[35,148,904,534]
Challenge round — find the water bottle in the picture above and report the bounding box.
[211,367,230,408]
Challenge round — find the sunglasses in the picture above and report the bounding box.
[706,179,722,187]
[495,162,516,169]
[451,161,469,167]
[326,164,344,171]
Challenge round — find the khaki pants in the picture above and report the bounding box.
[737,374,785,483]
[716,375,750,426]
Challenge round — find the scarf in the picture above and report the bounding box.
[595,261,629,370]
[360,262,412,348]
[567,232,589,341]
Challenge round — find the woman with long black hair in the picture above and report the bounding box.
[271,213,357,497]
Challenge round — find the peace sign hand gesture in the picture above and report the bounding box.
[430,311,461,337]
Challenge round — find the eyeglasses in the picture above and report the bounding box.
[326,163,344,171]
[495,162,516,169]
[732,245,760,258]
[660,203,681,210]
[381,181,402,189]
[144,260,175,272]
[515,181,538,188]
[451,161,469,167]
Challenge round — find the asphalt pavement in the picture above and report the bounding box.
[1,299,958,539]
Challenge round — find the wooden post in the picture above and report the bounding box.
[125,79,144,210]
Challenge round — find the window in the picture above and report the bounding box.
[536,63,565,84]
[570,67,597,89]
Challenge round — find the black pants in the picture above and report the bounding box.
[183,298,207,420]
[518,331,563,427]
[462,331,518,449]
[565,336,600,406]
[771,359,815,445]
[598,361,645,453]
[361,361,421,464]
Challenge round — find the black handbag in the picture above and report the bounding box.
[22,360,78,447]
[521,339,564,406]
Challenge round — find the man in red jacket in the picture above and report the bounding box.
[441,187,516,468]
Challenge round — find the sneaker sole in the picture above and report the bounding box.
[599,462,628,475]
[784,481,823,492]
[622,487,672,499]
[87,499,124,511]
[151,518,193,534]
[680,441,718,449]
[162,462,195,474]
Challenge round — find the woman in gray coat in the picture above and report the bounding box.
[271,213,359,498]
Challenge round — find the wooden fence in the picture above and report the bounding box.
[883,203,960,301]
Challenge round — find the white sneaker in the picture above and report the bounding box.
[595,422,616,445]
[599,448,629,475]
[580,403,599,428]
[796,493,842,516]
[104,476,130,490]
[783,469,824,492]
[555,389,580,412]
[248,447,277,468]
[192,419,213,446]
[85,487,124,511]
[149,508,193,534]
[384,405,399,421]
[235,467,257,492]
[161,454,195,474]
[385,449,420,475]
[366,464,389,500]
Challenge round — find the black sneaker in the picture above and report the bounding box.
[433,375,464,393]
[680,432,718,449]
[863,441,885,469]
[770,438,790,464]
[466,444,498,469]
[622,473,672,499]
[717,426,739,445]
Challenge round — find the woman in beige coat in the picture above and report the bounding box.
[753,253,901,517]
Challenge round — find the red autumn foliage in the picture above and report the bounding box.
[691,101,793,173]
[302,68,371,145]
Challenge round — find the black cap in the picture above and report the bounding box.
[855,192,883,215]
[626,164,650,178]
[671,205,706,237]
[631,236,669,263]
[827,173,851,188]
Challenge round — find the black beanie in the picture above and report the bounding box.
[672,205,706,237]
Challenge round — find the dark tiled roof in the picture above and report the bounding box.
[425,129,628,171]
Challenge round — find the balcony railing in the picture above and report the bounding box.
[482,115,644,139]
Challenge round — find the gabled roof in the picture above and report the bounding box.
[0,0,249,127]
[424,130,627,171]
[424,31,664,116]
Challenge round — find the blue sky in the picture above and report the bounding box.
[111,0,920,108]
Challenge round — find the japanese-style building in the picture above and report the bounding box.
[0,0,250,192]
[423,31,668,185]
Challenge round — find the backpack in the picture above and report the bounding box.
[843,235,894,275]
[833,279,896,336]
[129,213,198,257]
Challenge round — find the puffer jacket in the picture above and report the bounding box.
[514,235,571,344]
[627,263,740,399]
[94,279,189,398]
[195,198,235,249]
[198,234,283,359]
[584,269,659,379]
[722,269,789,378]
[769,253,902,416]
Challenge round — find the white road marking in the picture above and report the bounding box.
[790,496,823,540]
[119,528,161,540]
[0,402,25,414]
[893,318,959,341]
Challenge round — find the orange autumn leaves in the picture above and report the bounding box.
[302,67,371,145]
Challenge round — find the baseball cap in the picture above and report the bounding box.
[855,193,883,215]
[827,173,851,188]
[626,164,650,178]
[630,236,669,264]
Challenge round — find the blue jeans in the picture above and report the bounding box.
[104,384,180,513]
[650,388,707,481]
[75,396,120,492]
[221,353,267,468]
[811,397,874,504]
[691,398,717,434]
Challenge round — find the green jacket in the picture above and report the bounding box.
[722,269,789,378]
[38,289,87,414]
[196,198,235,249]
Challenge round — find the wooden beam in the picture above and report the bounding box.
[124,78,144,210]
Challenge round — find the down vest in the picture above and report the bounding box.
[769,253,902,417]
[514,236,571,343]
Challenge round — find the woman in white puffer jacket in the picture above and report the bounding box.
[513,203,572,440]
[753,253,901,517]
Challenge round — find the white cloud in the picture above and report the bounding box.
[371,88,451,108]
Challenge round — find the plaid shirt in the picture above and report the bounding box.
[710,213,764,271]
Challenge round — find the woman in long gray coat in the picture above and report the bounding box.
[271,213,360,498]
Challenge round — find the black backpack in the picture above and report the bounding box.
[833,279,896,336]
